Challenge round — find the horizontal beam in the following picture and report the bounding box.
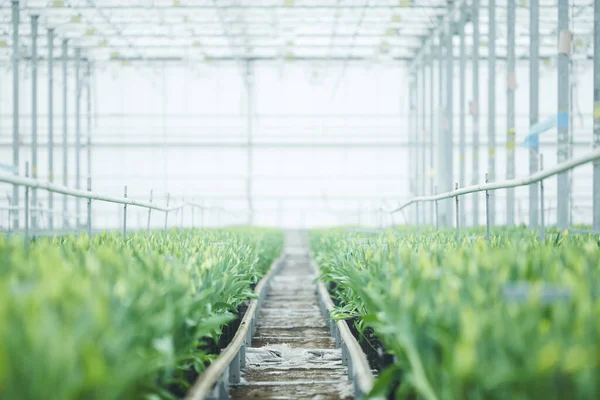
[0,140,593,149]
[391,147,600,213]
[4,5,448,11]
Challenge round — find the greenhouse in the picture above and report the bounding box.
[0,0,599,399]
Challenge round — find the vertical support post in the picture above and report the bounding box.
[31,15,39,230]
[421,57,427,225]
[506,0,516,225]
[485,173,491,241]
[62,39,69,229]
[25,162,29,248]
[164,193,170,235]
[444,13,454,227]
[540,155,546,240]
[458,4,466,228]
[87,177,92,237]
[455,182,460,241]
[413,65,421,225]
[75,48,82,228]
[472,0,480,226]
[594,0,600,233]
[488,0,496,226]
[437,33,445,227]
[416,202,420,233]
[410,71,416,223]
[86,62,92,181]
[434,186,439,231]
[181,198,184,228]
[147,190,153,234]
[123,186,127,239]
[11,0,20,230]
[245,61,254,225]
[191,198,195,229]
[429,47,435,226]
[48,28,55,230]
[229,351,241,384]
[557,0,571,229]
[529,0,540,228]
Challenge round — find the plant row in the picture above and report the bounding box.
[310,228,600,399]
[0,228,284,400]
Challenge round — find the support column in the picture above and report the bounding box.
[459,4,466,226]
[506,0,516,225]
[11,0,19,230]
[48,28,55,230]
[62,39,68,228]
[443,16,454,226]
[529,0,539,228]
[409,73,416,223]
[421,58,426,224]
[245,61,254,225]
[86,62,92,181]
[415,62,421,217]
[429,47,435,225]
[488,0,496,226]
[31,15,39,229]
[594,0,600,233]
[75,48,82,228]
[436,34,446,226]
[472,0,480,226]
[557,0,571,229]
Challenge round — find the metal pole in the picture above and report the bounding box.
[86,62,92,181]
[75,48,82,228]
[415,66,420,225]
[164,193,170,235]
[434,185,439,231]
[472,0,480,226]
[421,58,426,225]
[455,182,459,241]
[48,28,55,230]
[557,0,570,229]
[529,0,540,228]
[147,189,153,234]
[25,162,29,248]
[444,13,454,227]
[410,72,416,223]
[506,0,516,226]
[87,177,92,237]
[181,197,184,228]
[416,202,420,233]
[488,0,496,226]
[123,185,127,239]
[459,4,466,228]
[11,0,19,230]
[485,173,491,241]
[62,39,68,229]
[437,33,445,226]
[540,155,546,240]
[31,15,39,230]
[594,0,600,233]
[429,48,435,226]
[245,61,254,225]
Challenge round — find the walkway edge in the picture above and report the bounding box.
[310,252,381,400]
[185,255,285,400]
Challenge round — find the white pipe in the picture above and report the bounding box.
[392,147,600,213]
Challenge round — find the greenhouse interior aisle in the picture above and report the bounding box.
[231,231,353,400]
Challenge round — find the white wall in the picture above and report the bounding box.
[0,57,595,229]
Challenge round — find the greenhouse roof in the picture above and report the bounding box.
[0,0,595,63]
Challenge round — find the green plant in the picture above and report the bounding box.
[0,228,283,400]
[311,228,600,400]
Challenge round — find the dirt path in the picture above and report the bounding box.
[230,232,353,399]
